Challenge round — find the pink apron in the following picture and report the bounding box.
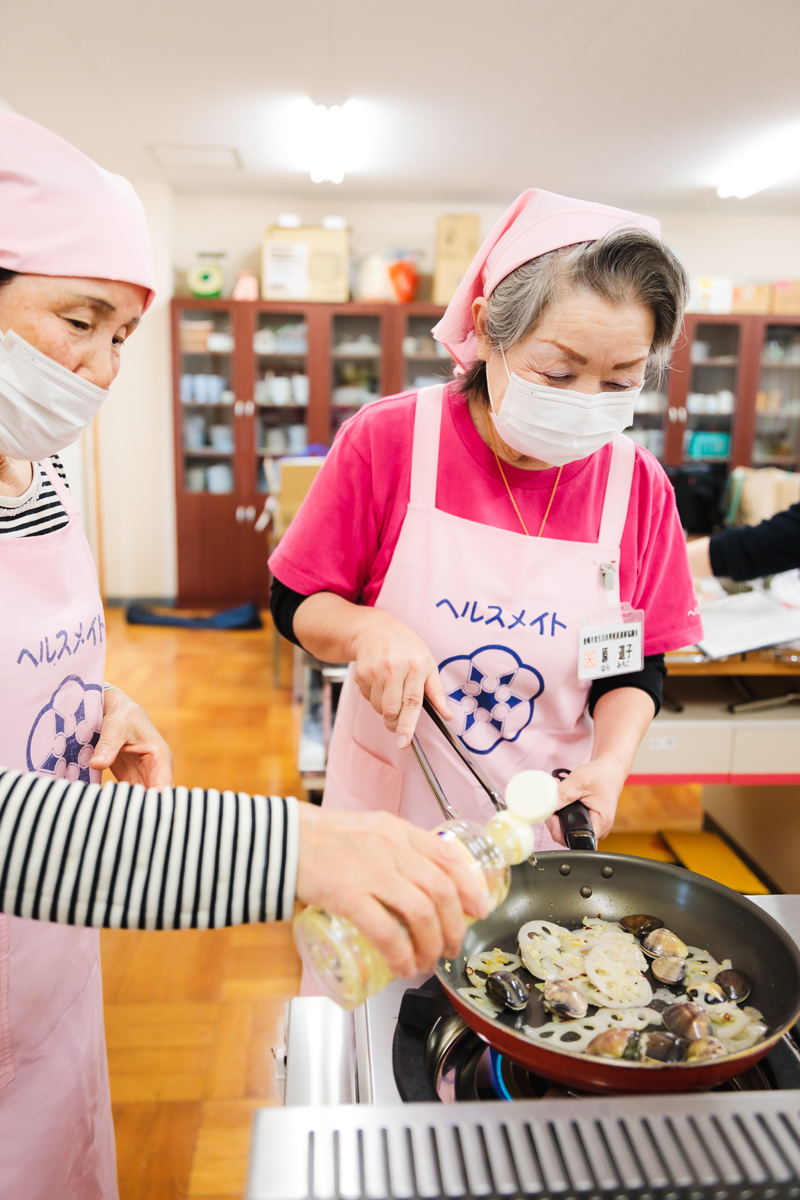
[323,385,635,847]
[0,460,117,1199]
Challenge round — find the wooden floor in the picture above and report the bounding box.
[100,607,704,1199]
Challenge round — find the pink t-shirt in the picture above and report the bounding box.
[269,383,702,656]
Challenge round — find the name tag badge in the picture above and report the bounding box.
[578,606,644,681]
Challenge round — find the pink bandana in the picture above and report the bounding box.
[432,188,659,370]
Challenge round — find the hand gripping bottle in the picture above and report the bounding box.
[293,771,559,1010]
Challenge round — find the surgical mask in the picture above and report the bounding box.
[0,329,108,461]
[488,348,640,467]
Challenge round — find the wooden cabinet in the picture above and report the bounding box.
[628,313,800,473]
[173,302,800,604]
[172,299,451,604]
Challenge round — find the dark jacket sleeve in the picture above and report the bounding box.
[588,654,666,718]
[270,575,308,647]
[709,503,800,581]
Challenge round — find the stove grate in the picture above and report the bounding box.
[248,1091,800,1199]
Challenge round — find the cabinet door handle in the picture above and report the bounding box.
[244,400,255,417]
[679,406,687,422]
[246,505,256,522]
[668,408,678,423]
[234,400,244,417]
[235,505,246,522]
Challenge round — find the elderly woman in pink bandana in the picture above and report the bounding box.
[0,115,487,1199]
[270,190,703,847]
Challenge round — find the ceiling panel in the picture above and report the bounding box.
[0,0,799,210]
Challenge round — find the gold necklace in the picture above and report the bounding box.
[487,414,562,538]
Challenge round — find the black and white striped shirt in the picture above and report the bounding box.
[0,455,70,539]
[0,769,298,928]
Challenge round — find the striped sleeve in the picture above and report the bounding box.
[0,769,298,929]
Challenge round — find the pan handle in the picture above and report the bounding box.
[558,800,596,852]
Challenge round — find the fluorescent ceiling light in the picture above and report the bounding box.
[151,144,241,171]
[309,105,345,184]
[716,122,800,199]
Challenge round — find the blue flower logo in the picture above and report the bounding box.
[26,675,103,784]
[438,644,544,755]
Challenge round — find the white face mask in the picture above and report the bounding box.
[488,348,641,467]
[0,329,108,461]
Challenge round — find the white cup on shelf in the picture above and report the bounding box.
[287,424,307,454]
[291,374,310,405]
[183,414,206,449]
[185,466,206,492]
[266,427,289,454]
[206,463,234,493]
[269,375,292,405]
[209,424,234,452]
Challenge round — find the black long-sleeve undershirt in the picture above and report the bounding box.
[269,576,665,717]
[709,502,800,582]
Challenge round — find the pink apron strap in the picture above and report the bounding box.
[38,457,81,520]
[409,385,445,508]
[596,434,636,546]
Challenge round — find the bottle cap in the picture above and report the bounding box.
[505,770,560,823]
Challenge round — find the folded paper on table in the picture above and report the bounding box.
[697,591,800,659]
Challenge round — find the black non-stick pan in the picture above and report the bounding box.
[415,700,800,1094]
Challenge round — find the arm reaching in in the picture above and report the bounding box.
[0,769,485,974]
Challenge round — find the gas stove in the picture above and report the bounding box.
[247,895,800,1198]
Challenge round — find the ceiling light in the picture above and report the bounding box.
[151,144,241,171]
[716,122,800,199]
[309,105,345,184]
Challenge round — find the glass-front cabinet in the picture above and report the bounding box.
[626,366,668,461]
[682,321,740,464]
[177,309,236,493]
[253,310,310,492]
[330,312,383,434]
[402,312,454,391]
[753,323,800,466]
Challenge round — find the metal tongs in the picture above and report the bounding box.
[411,696,506,821]
[411,696,597,851]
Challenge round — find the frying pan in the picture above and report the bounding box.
[415,702,800,1094]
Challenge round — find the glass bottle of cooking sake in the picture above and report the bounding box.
[293,809,537,1010]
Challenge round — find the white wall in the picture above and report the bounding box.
[97,181,176,601]
[96,188,800,601]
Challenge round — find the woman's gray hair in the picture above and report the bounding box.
[460,226,689,400]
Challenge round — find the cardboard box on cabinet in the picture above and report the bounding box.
[433,214,481,306]
[731,283,772,314]
[262,226,350,302]
[771,281,800,315]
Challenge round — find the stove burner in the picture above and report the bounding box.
[393,977,800,1103]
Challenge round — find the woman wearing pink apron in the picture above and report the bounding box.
[269,188,703,846]
[0,114,493,1194]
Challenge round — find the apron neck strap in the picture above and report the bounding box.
[409,385,445,508]
[597,434,635,547]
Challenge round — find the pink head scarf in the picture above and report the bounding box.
[0,114,155,311]
[432,188,660,370]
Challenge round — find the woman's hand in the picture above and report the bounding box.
[294,592,452,748]
[90,687,173,787]
[350,610,452,747]
[545,753,626,845]
[295,804,488,978]
[545,686,657,846]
